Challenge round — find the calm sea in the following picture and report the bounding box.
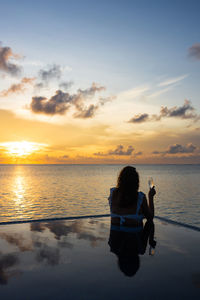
[0,164,199,227]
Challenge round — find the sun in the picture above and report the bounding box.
[1,141,45,157]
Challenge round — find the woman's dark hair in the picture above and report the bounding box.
[114,166,139,208]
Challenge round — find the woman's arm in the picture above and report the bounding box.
[148,187,156,218]
[142,187,156,220]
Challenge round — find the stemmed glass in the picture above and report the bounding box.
[148,177,154,189]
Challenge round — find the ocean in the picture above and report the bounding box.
[0,164,199,227]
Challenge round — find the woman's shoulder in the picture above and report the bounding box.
[110,187,117,193]
[108,187,117,198]
[108,187,115,199]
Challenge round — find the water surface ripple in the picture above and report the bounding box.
[0,164,199,227]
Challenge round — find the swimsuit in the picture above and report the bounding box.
[108,187,144,232]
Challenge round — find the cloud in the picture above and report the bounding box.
[134,151,143,156]
[74,104,99,118]
[153,143,197,155]
[158,74,188,87]
[30,220,105,248]
[34,82,45,89]
[73,94,115,119]
[59,81,73,90]
[0,77,35,97]
[166,143,196,154]
[77,83,105,98]
[30,91,71,115]
[152,151,160,154]
[30,82,112,118]
[148,86,173,98]
[34,64,63,89]
[0,42,21,76]
[128,113,149,123]
[36,246,60,266]
[94,145,134,156]
[0,253,19,285]
[0,232,32,251]
[119,86,149,100]
[99,96,116,106]
[188,43,200,60]
[128,100,199,124]
[39,64,62,81]
[159,100,196,119]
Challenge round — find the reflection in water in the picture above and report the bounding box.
[0,232,32,252]
[12,173,27,218]
[0,217,199,299]
[0,218,107,285]
[36,246,60,266]
[1,165,200,225]
[14,176,25,203]
[31,220,105,246]
[108,221,156,277]
[0,254,19,285]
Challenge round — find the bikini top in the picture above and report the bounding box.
[108,187,144,225]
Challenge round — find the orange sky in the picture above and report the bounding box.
[1,4,200,164]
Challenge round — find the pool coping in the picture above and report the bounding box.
[0,214,199,232]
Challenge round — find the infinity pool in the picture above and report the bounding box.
[0,216,199,299]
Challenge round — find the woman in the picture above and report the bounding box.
[108,166,156,231]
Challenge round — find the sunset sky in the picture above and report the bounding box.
[0,0,200,164]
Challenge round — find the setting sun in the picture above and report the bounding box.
[1,141,45,157]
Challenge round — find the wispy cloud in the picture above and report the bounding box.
[188,43,200,60]
[34,64,62,89]
[120,75,187,102]
[148,86,173,98]
[59,81,73,90]
[119,86,149,100]
[158,74,188,87]
[0,77,35,97]
[39,64,62,81]
[0,42,21,76]
[148,74,188,98]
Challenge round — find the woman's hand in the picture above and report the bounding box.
[148,186,156,198]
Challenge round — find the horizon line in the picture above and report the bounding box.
[0,163,199,166]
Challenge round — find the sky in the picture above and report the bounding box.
[0,0,200,164]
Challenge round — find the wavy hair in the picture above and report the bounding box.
[113,166,139,208]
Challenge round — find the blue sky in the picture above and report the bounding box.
[1,1,200,89]
[0,0,200,163]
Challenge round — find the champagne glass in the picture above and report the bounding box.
[148,177,154,189]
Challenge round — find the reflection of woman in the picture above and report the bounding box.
[108,166,156,276]
[108,166,156,231]
[108,220,156,276]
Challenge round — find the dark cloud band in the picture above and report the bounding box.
[30,83,111,118]
[94,145,135,156]
[153,143,196,155]
[128,100,199,124]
